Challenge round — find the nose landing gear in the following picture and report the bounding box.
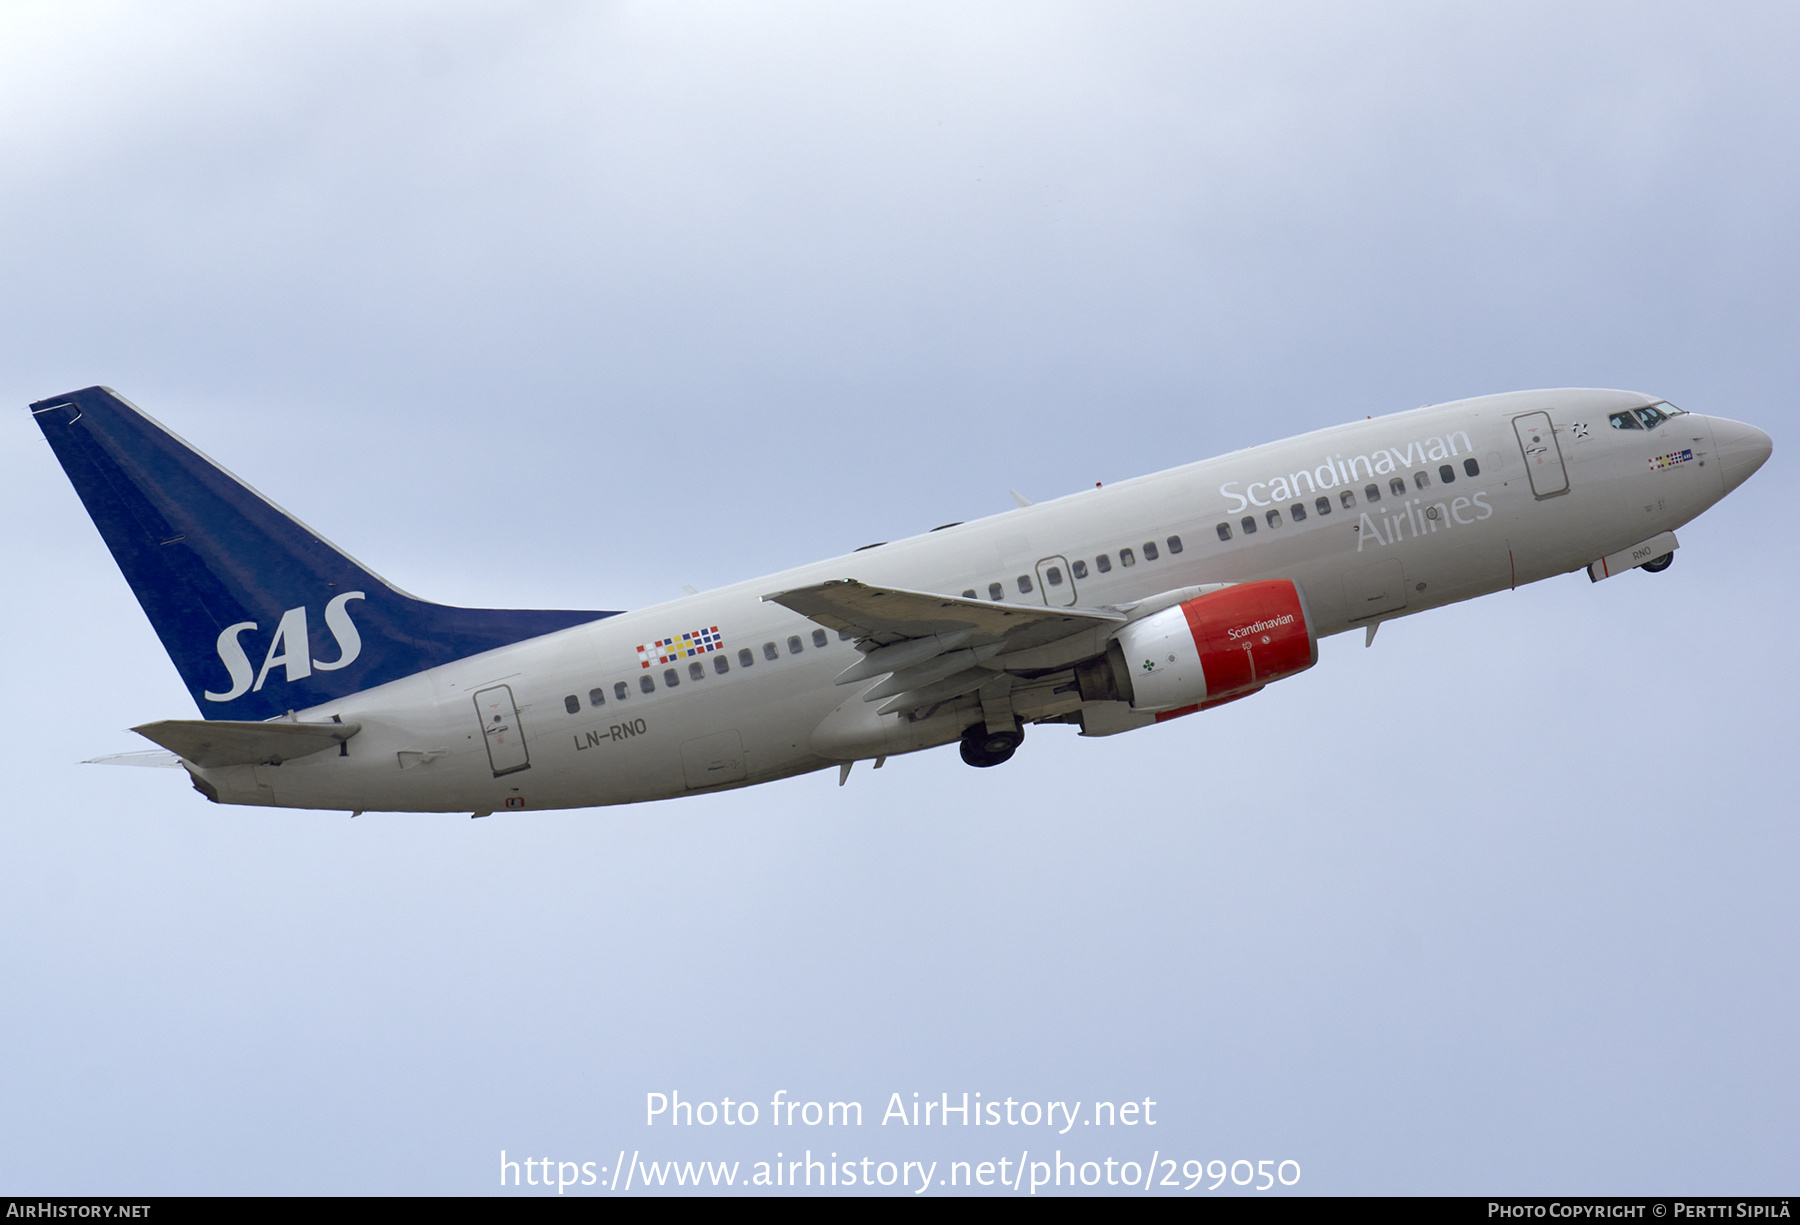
[960,722,1023,768]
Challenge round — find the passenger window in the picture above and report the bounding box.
[1045,566,1063,586]
[1216,522,1232,541]
[1071,559,1089,579]
[988,582,1004,600]
[1166,535,1182,554]
[1438,464,1456,483]
[1096,554,1112,573]
[1290,502,1306,522]
[963,589,977,598]
[564,694,580,715]
[1463,458,1480,477]
[714,655,729,675]
[1120,547,1136,566]
[1389,477,1405,497]
[763,641,779,661]
[1240,516,1257,535]
[1609,411,1643,430]
[1365,483,1381,502]
[1340,490,1356,509]
[1017,574,1033,593]
[787,635,803,655]
[664,667,680,687]
[588,687,606,708]
[812,629,828,648]
[1315,496,1331,516]
[1266,509,1281,528]
[1142,541,1159,560]
[688,661,704,681]
[1414,470,1430,489]
[738,648,754,668]
[639,675,655,695]
[615,681,630,701]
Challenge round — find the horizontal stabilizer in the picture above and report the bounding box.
[131,718,360,767]
[82,749,183,768]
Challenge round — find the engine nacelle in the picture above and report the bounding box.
[1077,580,1317,714]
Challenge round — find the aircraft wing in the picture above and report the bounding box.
[764,579,1123,647]
[762,579,1125,717]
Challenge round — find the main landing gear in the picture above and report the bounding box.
[960,722,1023,768]
[1642,552,1674,573]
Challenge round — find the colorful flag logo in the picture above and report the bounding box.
[637,627,724,668]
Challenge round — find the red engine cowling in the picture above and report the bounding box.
[1085,580,1317,714]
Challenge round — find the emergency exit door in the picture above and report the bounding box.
[1512,411,1570,499]
[473,684,531,777]
[1034,555,1078,606]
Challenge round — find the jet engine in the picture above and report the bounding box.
[1075,580,1317,714]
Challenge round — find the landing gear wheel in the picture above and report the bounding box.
[960,723,1023,768]
[1642,552,1674,573]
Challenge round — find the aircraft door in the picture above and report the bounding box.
[1034,555,1077,606]
[473,684,531,776]
[1512,412,1570,499]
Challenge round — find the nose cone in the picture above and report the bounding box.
[1711,417,1773,495]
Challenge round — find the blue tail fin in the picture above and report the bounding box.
[32,387,617,721]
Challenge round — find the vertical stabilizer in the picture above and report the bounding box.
[31,387,616,720]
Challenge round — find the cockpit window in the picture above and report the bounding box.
[1651,400,1686,416]
[1634,405,1668,429]
[1608,411,1643,431]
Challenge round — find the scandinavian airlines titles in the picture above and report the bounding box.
[1219,428,1478,511]
[1218,428,1495,554]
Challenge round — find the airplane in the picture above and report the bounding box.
[30,385,1771,815]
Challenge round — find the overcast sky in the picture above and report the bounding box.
[1,1,1794,1195]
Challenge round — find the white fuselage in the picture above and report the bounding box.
[197,388,1735,813]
